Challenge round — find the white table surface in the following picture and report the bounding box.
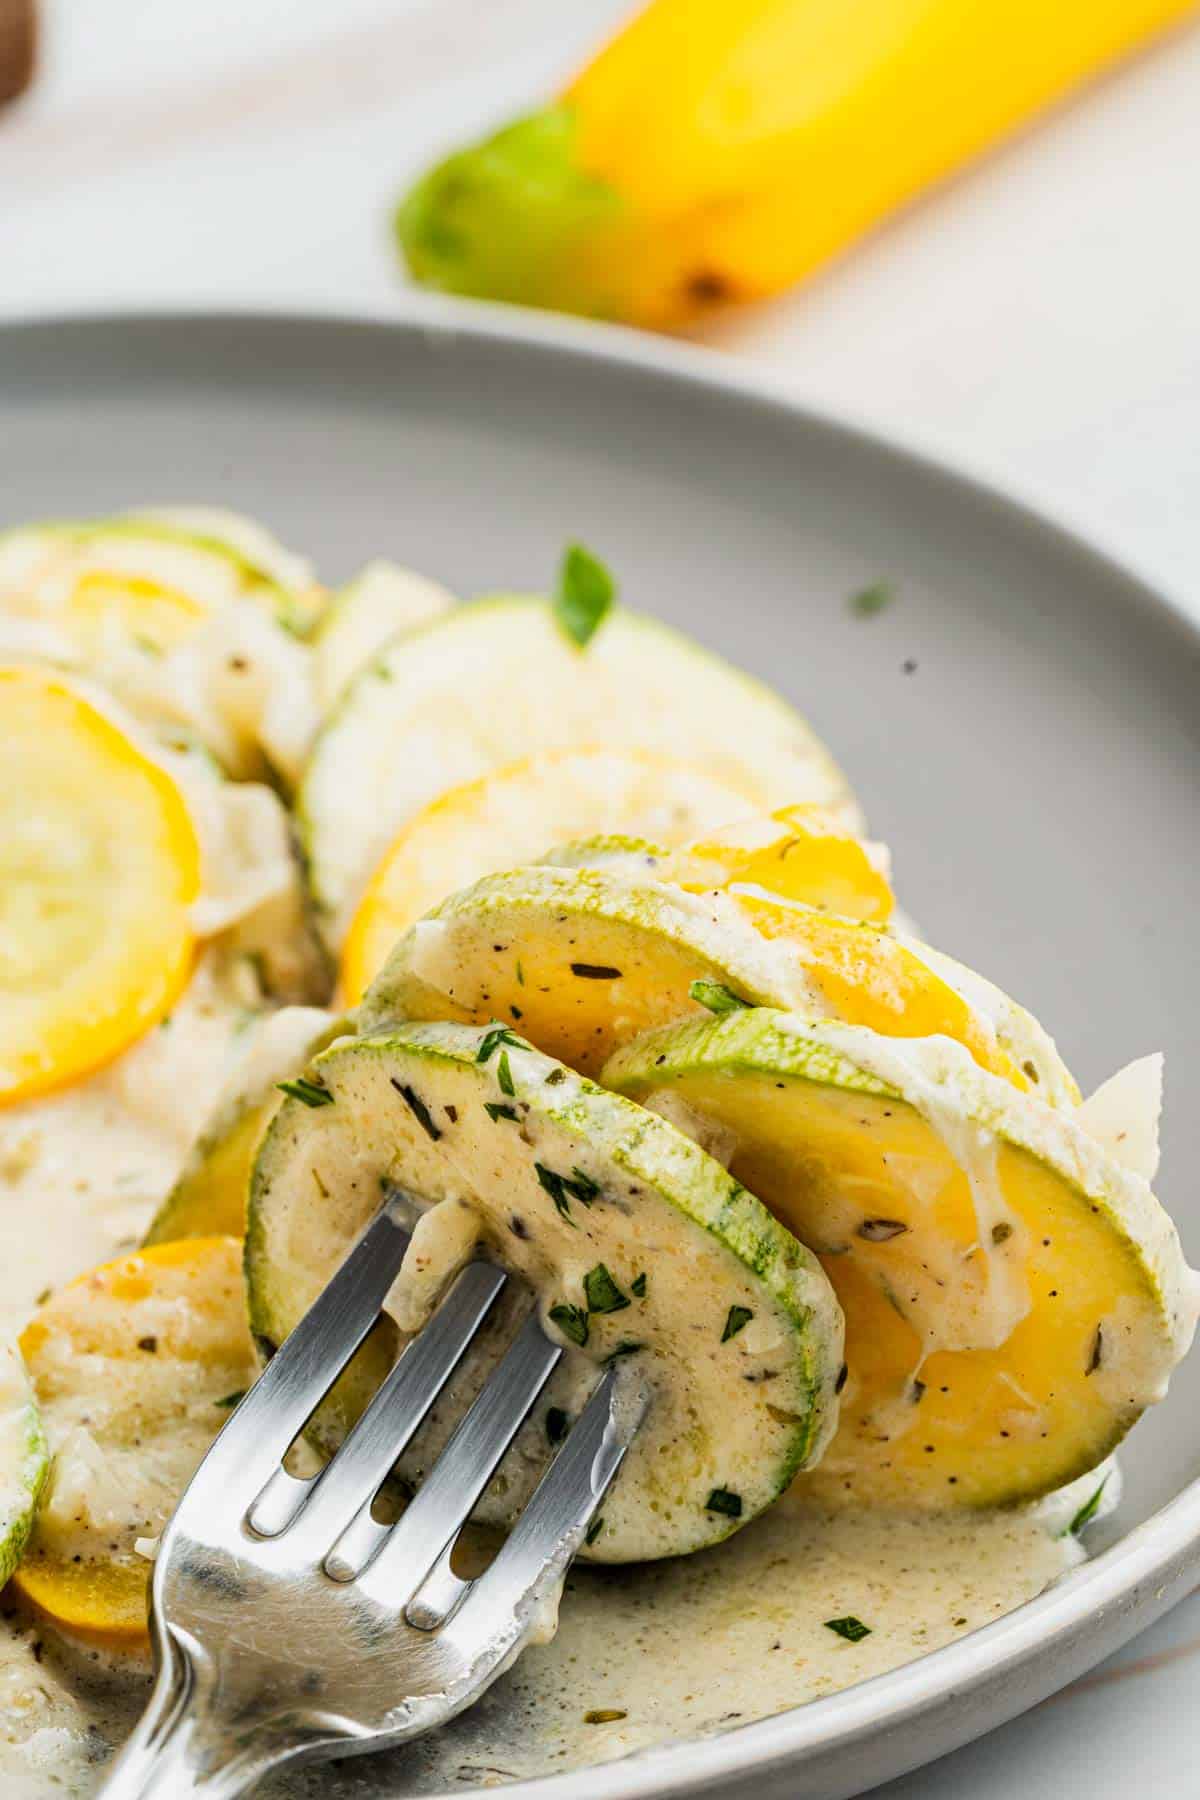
[4,3,1200,1793]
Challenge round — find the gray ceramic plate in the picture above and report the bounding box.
[2,309,1198,1800]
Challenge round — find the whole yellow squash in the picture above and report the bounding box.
[396,0,1195,330]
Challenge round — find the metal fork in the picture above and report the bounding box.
[98,1190,641,1798]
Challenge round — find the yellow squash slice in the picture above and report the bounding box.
[603,1010,1198,1509]
[143,1006,344,1244]
[551,804,895,925]
[0,666,200,1104]
[13,1238,257,1646]
[360,862,1074,1098]
[341,748,791,1005]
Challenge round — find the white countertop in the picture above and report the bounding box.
[3,2,1200,1792]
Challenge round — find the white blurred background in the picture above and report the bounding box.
[3,0,1200,602]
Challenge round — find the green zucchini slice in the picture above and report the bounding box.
[603,1009,1198,1509]
[297,595,859,945]
[0,1338,48,1589]
[246,1020,842,1561]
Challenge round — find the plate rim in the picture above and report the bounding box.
[3,300,1198,1798]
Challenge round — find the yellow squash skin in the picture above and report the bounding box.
[0,666,200,1104]
[397,0,1195,329]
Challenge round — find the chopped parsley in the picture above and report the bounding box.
[847,582,894,619]
[630,1272,647,1298]
[391,1079,441,1140]
[1065,1474,1109,1538]
[689,979,753,1016]
[277,1076,333,1108]
[553,543,616,649]
[475,1024,526,1063]
[584,1264,629,1314]
[496,1050,515,1096]
[535,1163,599,1224]
[824,1616,871,1642]
[705,1487,742,1519]
[484,1102,519,1123]
[721,1305,753,1342]
[549,1302,589,1347]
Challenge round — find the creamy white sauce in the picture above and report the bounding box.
[0,952,266,1337]
[0,1488,1088,1797]
[0,1002,1114,1797]
[0,1003,1110,1799]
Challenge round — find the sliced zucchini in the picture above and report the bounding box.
[0,665,200,1104]
[359,862,1075,1097]
[0,509,318,632]
[340,747,785,1004]
[143,1006,345,1244]
[603,1010,1198,1508]
[0,1338,49,1588]
[358,864,816,1076]
[0,512,324,782]
[546,804,895,926]
[13,1238,257,1645]
[313,560,455,710]
[298,595,860,945]
[246,1021,842,1561]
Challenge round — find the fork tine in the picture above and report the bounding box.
[351,1309,561,1606]
[191,1201,411,1510]
[265,1259,507,1556]
[445,1366,638,1637]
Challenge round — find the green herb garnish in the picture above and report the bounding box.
[631,1272,647,1298]
[848,582,893,619]
[554,543,615,649]
[496,1050,515,1097]
[689,979,753,1017]
[535,1162,599,1224]
[722,1305,753,1342]
[484,1102,519,1123]
[705,1488,742,1519]
[584,1264,629,1315]
[277,1076,333,1108]
[1065,1475,1109,1538]
[391,1079,442,1140]
[549,1302,589,1347]
[475,1024,526,1063]
[824,1616,871,1642]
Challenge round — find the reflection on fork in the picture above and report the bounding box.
[99,1194,640,1799]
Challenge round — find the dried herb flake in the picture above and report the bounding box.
[824,1616,871,1642]
[584,1265,630,1314]
[278,1076,333,1108]
[722,1305,754,1342]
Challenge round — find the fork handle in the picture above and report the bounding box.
[99,1651,274,1799]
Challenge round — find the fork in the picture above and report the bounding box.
[98,1189,642,1797]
